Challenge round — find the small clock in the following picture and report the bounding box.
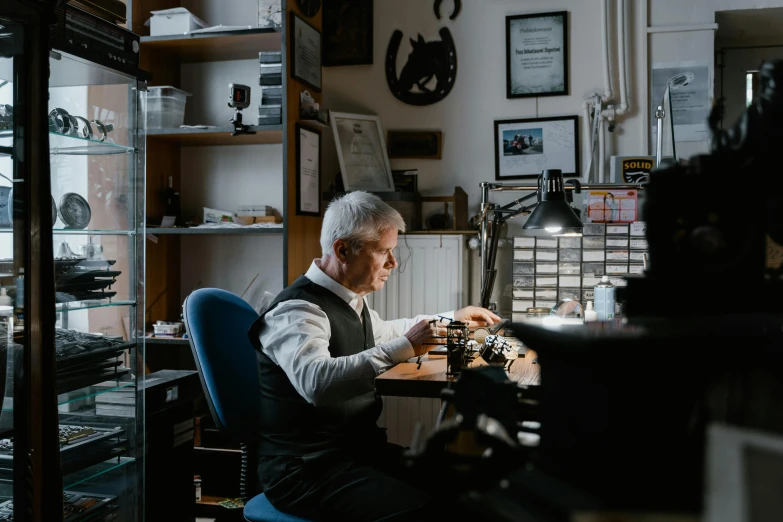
[297,0,321,17]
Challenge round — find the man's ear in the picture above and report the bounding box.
[333,240,350,262]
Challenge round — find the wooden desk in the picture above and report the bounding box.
[375,349,540,398]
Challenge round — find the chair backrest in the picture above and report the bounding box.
[183,288,261,442]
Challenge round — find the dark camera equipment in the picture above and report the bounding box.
[228,83,255,136]
[501,59,783,516]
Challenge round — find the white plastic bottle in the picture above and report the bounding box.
[584,300,598,322]
[0,288,11,307]
[594,275,616,322]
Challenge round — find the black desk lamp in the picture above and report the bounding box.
[479,169,583,309]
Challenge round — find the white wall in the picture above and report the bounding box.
[322,0,783,314]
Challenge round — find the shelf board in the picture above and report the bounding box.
[56,300,136,312]
[147,227,283,235]
[146,125,283,146]
[145,335,189,345]
[140,28,281,62]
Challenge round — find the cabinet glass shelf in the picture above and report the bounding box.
[55,300,136,312]
[0,130,136,155]
[63,457,135,490]
[58,382,134,407]
[0,229,136,235]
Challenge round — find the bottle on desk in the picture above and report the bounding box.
[594,275,615,322]
[584,301,598,322]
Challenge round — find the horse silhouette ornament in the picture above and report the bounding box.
[386,28,458,106]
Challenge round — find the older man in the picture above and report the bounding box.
[249,191,499,521]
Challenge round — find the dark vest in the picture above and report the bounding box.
[248,275,385,457]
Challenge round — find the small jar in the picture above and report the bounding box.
[194,475,202,502]
[526,307,551,318]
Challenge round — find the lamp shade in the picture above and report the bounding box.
[523,169,584,235]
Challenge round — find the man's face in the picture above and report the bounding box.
[343,228,398,296]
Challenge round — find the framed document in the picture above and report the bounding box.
[494,115,579,179]
[330,111,395,192]
[296,123,321,216]
[506,11,568,98]
[323,0,373,66]
[290,12,322,91]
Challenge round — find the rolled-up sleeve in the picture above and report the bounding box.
[259,300,418,406]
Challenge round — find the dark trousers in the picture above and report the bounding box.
[258,443,446,521]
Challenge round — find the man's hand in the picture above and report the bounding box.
[453,306,501,327]
[405,320,439,357]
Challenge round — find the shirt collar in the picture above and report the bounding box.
[305,261,364,314]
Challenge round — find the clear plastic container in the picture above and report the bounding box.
[145,86,191,128]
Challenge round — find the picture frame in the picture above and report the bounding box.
[494,115,579,180]
[323,0,373,67]
[506,11,569,98]
[330,111,395,192]
[296,123,321,216]
[290,12,322,91]
[387,130,443,159]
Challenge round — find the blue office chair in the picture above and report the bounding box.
[183,288,312,522]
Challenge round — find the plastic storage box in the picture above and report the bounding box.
[146,86,191,128]
[147,8,207,36]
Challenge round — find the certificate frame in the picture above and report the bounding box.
[330,111,395,192]
[323,0,373,67]
[506,11,569,99]
[494,115,579,180]
[290,12,322,92]
[296,123,321,216]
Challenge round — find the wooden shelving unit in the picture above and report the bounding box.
[146,125,283,146]
[140,28,281,62]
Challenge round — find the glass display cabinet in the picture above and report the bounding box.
[0,2,147,519]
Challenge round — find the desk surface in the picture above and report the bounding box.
[375,349,540,398]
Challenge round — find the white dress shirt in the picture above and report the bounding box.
[258,261,453,407]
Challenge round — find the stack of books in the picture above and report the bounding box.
[94,381,136,418]
[258,52,283,126]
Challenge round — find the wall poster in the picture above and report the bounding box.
[651,61,710,143]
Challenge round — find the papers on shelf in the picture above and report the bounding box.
[193,222,283,229]
[189,25,254,34]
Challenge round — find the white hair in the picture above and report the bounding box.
[320,191,406,257]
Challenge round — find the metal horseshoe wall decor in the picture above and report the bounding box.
[433,0,461,21]
[386,28,457,106]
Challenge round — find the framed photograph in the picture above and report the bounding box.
[296,123,321,216]
[290,12,322,91]
[506,11,568,98]
[330,111,395,192]
[494,115,579,180]
[323,0,373,66]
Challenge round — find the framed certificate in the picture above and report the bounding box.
[290,12,322,91]
[506,11,569,98]
[330,112,395,192]
[296,123,321,216]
